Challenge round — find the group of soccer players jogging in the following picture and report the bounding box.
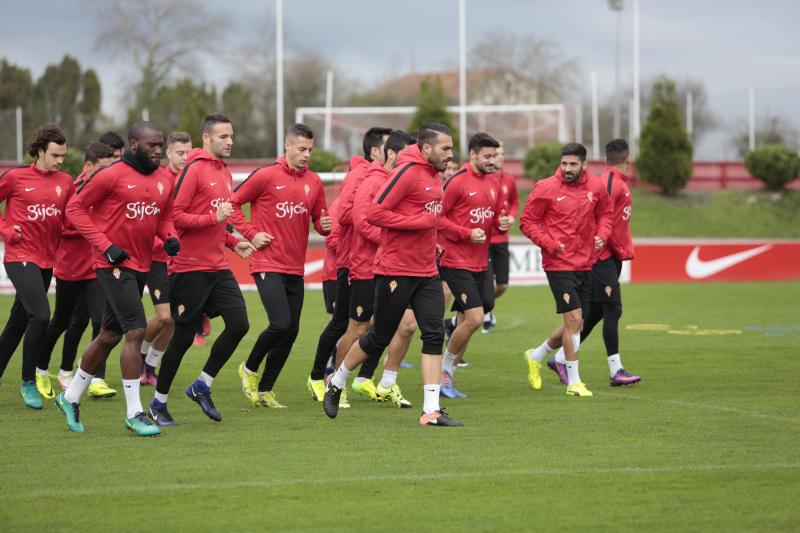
[0,114,640,436]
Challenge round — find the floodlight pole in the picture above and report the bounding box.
[591,71,600,160]
[15,106,23,163]
[575,103,583,144]
[324,70,334,150]
[748,86,755,151]
[686,91,693,137]
[458,0,467,158]
[276,0,285,156]
[632,0,640,156]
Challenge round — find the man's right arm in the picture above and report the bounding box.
[519,186,559,254]
[367,167,435,230]
[229,170,264,241]
[174,165,217,229]
[66,169,115,253]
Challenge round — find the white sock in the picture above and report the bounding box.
[354,377,368,383]
[64,368,93,403]
[484,311,492,324]
[145,348,164,368]
[608,353,622,377]
[450,316,458,327]
[153,391,168,404]
[331,364,351,389]
[140,340,151,357]
[198,372,214,387]
[90,377,104,384]
[442,350,458,375]
[122,379,144,418]
[423,384,441,414]
[379,369,398,389]
[59,369,72,377]
[35,367,48,376]
[566,360,581,386]
[243,364,257,375]
[529,340,555,362]
[555,347,567,364]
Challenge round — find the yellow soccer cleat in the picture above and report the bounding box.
[238,362,259,406]
[376,383,412,408]
[87,379,117,399]
[307,376,326,402]
[566,381,593,397]
[351,379,378,400]
[339,388,351,409]
[523,349,542,390]
[257,391,287,408]
[35,373,56,400]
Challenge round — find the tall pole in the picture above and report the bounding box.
[458,0,467,158]
[142,108,149,122]
[323,70,334,150]
[686,91,693,137]
[748,86,755,151]
[591,71,600,160]
[632,0,640,156]
[15,106,23,163]
[611,0,623,138]
[276,0,285,156]
[575,103,583,145]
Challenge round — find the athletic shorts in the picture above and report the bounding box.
[322,279,337,315]
[96,267,147,333]
[168,270,246,325]
[440,267,494,314]
[545,270,591,314]
[146,261,170,305]
[488,243,510,286]
[590,256,622,304]
[359,275,444,356]
[349,278,376,322]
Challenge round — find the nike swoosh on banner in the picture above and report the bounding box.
[304,258,324,276]
[685,244,773,279]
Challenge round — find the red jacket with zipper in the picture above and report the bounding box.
[334,155,369,270]
[350,160,388,281]
[597,166,635,262]
[55,166,95,281]
[489,170,519,244]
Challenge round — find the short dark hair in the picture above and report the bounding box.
[97,131,125,150]
[560,142,587,162]
[84,141,115,163]
[167,131,192,147]
[128,121,161,143]
[362,127,393,161]
[468,132,500,154]
[383,130,416,160]
[417,122,452,149]
[201,113,231,135]
[26,123,66,158]
[605,138,629,165]
[286,123,314,140]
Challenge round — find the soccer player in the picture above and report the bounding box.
[323,122,463,427]
[55,121,180,435]
[548,139,641,386]
[438,133,511,398]
[147,114,254,425]
[321,198,340,320]
[519,142,611,397]
[0,123,73,409]
[308,127,391,403]
[98,131,125,160]
[442,157,460,182]
[482,142,519,333]
[139,131,192,386]
[38,141,118,399]
[233,123,331,408]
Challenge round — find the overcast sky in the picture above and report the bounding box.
[2,0,799,158]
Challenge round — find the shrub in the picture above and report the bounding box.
[308,148,342,172]
[523,141,562,180]
[744,145,800,191]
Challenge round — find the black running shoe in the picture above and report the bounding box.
[323,383,342,418]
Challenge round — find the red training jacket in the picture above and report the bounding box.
[66,158,177,273]
[322,198,339,282]
[151,165,179,264]
[350,160,389,281]
[0,163,74,269]
[490,170,519,244]
[438,163,506,272]
[597,166,635,262]
[519,168,612,271]
[367,145,442,278]
[230,156,329,276]
[55,167,96,281]
[334,155,369,270]
[170,149,242,274]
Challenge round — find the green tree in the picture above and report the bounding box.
[308,149,342,172]
[636,77,693,195]
[0,59,34,160]
[32,56,82,141]
[222,82,260,157]
[523,141,562,180]
[745,145,800,191]
[132,78,215,146]
[409,76,459,152]
[79,69,102,141]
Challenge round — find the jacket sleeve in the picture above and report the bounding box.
[0,171,18,243]
[173,166,217,229]
[507,174,520,220]
[519,186,559,255]
[156,181,178,242]
[310,179,330,236]
[336,177,357,227]
[367,168,435,230]
[593,182,613,242]
[66,169,116,253]
[437,180,472,241]
[354,178,382,245]
[224,230,241,250]
[229,170,264,241]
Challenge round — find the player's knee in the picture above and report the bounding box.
[461,309,484,331]
[223,308,249,338]
[97,329,122,348]
[604,303,622,321]
[564,313,582,333]
[495,284,508,297]
[29,310,50,331]
[124,328,145,346]
[421,335,444,356]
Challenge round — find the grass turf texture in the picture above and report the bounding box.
[0,281,797,531]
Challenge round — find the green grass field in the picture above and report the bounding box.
[0,281,798,531]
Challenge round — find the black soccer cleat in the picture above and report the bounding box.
[323,383,342,418]
[419,409,464,427]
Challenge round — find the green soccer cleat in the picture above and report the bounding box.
[21,380,43,409]
[125,412,161,436]
[88,379,117,399]
[351,379,378,400]
[35,373,56,400]
[376,383,412,408]
[239,362,260,406]
[55,392,84,432]
[307,376,325,402]
[523,349,542,390]
[257,391,287,408]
